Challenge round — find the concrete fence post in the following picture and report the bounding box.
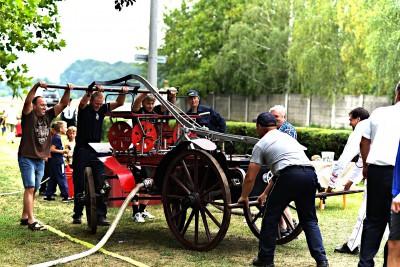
[331,100,336,128]
[245,96,249,122]
[358,94,364,107]
[228,93,231,121]
[306,97,311,126]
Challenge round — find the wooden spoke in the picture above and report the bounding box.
[162,149,231,251]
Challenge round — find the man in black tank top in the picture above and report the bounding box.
[72,86,128,226]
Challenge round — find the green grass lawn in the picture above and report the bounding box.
[0,137,385,267]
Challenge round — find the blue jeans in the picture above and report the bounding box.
[18,156,45,190]
[45,159,69,198]
[258,166,327,264]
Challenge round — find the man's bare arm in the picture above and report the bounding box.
[360,136,371,178]
[109,86,129,111]
[237,162,261,206]
[22,81,47,115]
[54,83,74,117]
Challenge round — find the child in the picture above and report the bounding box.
[64,126,76,165]
[44,121,72,202]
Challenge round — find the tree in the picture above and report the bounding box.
[159,0,399,99]
[288,1,347,99]
[114,0,136,12]
[215,1,291,96]
[336,0,376,95]
[364,0,400,95]
[159,0,248,96]
[0,0,65,97]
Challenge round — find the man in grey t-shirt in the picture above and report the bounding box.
[238,112,328,267]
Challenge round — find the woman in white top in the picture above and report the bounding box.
[1,103,19,143]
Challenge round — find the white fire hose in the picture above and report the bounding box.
[29,182,149,267]
[0,177,50,196]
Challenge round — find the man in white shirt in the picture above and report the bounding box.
[60,98,76,127]
[358,84,400,267]
[327,107,369,255]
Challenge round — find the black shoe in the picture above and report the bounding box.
[97,217,111,226]
[252,258,275,267]
[72,216,82,224]
[316,261,329,267]
[28,221,46,231]
[39,191,46,196]
[334,243,359,255]
[44,196,55,201]
[20,218,29,225]
[62,197,73,203]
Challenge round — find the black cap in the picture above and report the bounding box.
[256,112,277,127]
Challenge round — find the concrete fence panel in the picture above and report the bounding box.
[175,93,391,129]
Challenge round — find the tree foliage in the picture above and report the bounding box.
[114,0,136,12]
[215,1,291,96]
[289,1,346,99]
[364,0,400,94]
[159,0,249,96]
[161,0,400,98]
[4,0,400,100]
[0,0,66,97]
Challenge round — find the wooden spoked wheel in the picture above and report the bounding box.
[108,121,132,151]
[162,149,231,251]
[243,201,302,245]
[84,167,97,234]
[131,121,157,152]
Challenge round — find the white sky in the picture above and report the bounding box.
[17,0,181,83]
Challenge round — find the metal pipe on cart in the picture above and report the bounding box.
[29,181,149,267]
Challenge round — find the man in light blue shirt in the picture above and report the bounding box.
[269,105,297,139]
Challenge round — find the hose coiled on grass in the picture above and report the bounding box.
[29,182,149,267]
[0,177,50,196]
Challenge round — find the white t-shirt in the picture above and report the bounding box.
[362,102,400,166]
[3,106,18,125]
[62,105,76,120]
[250,129,311,176]
[329,119,368,188]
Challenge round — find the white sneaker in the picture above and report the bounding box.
[141,209,155,219]
[132,212,145,223]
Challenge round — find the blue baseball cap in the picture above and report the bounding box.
[187,90,199,97]
[256,112,277,127]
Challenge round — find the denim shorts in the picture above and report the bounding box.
[18,156,45,190]
[389,210,400,240]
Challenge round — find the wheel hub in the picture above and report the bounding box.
[183,194,200,210]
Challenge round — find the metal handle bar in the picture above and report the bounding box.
[229,200,259,209]
[46,84,177,94]
[49,74,258,145]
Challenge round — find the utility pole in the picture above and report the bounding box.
[148,0,158,86]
